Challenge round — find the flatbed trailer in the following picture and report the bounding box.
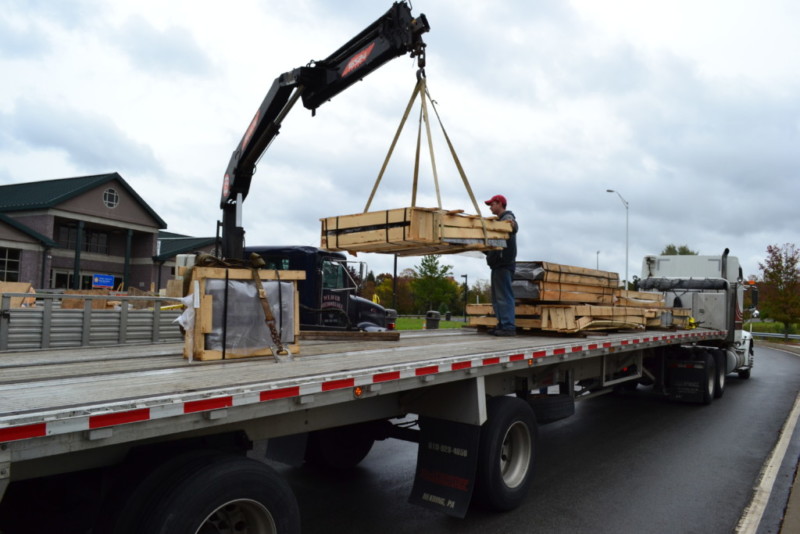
[0,327,726,532]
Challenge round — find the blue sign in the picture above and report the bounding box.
[92,274,115,289]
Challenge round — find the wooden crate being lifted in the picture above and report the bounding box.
[183,266,305,361]
[320,207,513,256]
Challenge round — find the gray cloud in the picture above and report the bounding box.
[3,98,162,175]
[0,17,51,59]
[112,15,213,77]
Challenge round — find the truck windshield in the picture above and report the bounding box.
[322,261,348,290]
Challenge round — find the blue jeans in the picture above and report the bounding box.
[491,266,515,330]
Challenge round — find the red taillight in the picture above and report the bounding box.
[387,322,396,331]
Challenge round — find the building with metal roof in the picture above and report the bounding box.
[0,173,215,292]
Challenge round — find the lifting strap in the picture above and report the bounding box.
[363,75,489,245]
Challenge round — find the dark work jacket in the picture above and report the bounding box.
[486,210,518,270]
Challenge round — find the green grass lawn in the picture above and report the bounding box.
[395,317,467,330]
[747,321,797,334]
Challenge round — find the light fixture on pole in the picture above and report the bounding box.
[606,189,629,288]
[461,274,468,322]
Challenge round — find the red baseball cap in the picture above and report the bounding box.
[484,194,507,207]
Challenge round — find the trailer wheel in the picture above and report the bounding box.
[100,450,226,534]
[135,454,300,534]
[700,350,716,405]
[711,349,726,398]
[305,423,376,470]
[473,396,537,511]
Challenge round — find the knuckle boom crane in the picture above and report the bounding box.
[219,1,430,260]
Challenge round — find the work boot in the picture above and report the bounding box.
[493,329,516,337]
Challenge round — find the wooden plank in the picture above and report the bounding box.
[519,261,619,280]
[535,290,614,305]
[190,267,306,281]
[467,316,542,329]
[538,281,616,296]
[538,272,619,287]
[194,344,301,361]
[615,289,664,301]
[466,303,542,316]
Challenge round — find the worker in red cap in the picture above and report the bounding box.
[484,194,518,336]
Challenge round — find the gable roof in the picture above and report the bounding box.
[0,212,58,247]
[0,172,167,228]
[155,231,217,262]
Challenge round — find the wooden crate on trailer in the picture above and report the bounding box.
[183,267,306,361]
[320,207,513,256]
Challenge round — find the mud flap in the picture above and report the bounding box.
[408,416,481,518]
[667,365,706,403]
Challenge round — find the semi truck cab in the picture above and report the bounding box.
[245,245,389,331]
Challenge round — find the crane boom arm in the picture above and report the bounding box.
[220,2,429,259]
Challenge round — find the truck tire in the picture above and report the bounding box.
[473,396,537,511]
[710,349,726,399]
[700,350,716,405]
[528,394,574,424]
[135,454,300,534]
[305,423,376,470]
[100,449,226,534]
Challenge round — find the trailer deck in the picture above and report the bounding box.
[0,328,725,447]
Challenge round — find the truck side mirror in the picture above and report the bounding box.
[749,285,759,308]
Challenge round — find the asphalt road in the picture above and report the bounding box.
[273,344,800,534]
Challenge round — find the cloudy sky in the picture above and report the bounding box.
[2,0,798,286]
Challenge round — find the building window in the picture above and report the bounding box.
[52,271,96,290]
[57,225,110,254]
[0,247,21,282]
[103,188,119,208]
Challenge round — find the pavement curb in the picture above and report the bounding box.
[755,341,800,534]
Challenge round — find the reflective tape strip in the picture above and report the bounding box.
[0,330,727,444]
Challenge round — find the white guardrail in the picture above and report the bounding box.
[750,331,800,340]
[0,292,183,351]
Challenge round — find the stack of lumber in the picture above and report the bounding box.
[467,261,691,334]
[320,207,513,256]
[511,261,618,305]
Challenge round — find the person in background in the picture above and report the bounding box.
[484,194,518,336]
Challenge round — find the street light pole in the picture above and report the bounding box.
[606,189,629,289]
[461,274,468,322]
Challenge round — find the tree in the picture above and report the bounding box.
[470,280,492,305]
[758,243,800,338]
[374,272,414,314]
[661,244,699,255]
[410,255,457,313]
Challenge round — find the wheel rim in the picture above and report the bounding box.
[197,498,277,534]
[499,421,532,489]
